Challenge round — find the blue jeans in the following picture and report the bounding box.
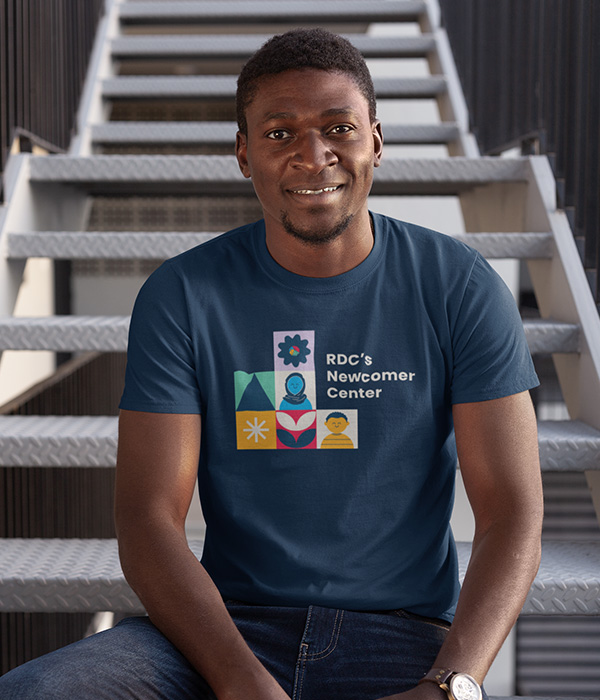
[0,603,487,699]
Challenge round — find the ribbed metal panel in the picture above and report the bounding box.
[542,472,600,541]
[6,231,553,261]
[1,539,597,614]
[517,617,600,695]
[118,1,427,25]
[101,75,447,100]
[111,34,436,60]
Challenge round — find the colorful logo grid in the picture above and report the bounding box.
[235,331,358,450]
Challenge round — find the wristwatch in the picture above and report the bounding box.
[418,668,482,700]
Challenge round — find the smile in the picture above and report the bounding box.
[290,185,342,195]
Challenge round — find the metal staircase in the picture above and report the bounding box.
[1,0,599,694]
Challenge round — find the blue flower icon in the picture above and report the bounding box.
[277,334,311,368]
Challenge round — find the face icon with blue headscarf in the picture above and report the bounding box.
[279,372,312,411]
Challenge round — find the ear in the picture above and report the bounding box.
[235,131,252,179]
[372,120,384,168]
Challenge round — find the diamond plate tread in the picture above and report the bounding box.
[0,315,129,351]
[0,416,596,471]
[0,416,118,467]
[0,539,597,613]
[6,231,220,259]
[0,321,575,361]
[522,318,581,354]
[92,121,238,145]
[383,123,461,144]
[111,34,436,59]
[101,76,447,100]
[91,122,460,146]
[119,1,427,25]
[28,155,531,196]
[0,538,202,612]
[7,231,553,261]
[537,420,600,472]
[450,232,553,259]
[456,541,600,616]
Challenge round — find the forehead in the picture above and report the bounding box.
[246,68,370,124]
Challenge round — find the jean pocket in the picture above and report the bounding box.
[391,608,451,631]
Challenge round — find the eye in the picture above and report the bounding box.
[329,124,354,135]
[266,129,292,140]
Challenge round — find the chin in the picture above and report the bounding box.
[281,212,353,246]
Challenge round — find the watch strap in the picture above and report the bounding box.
[418,668,454,685]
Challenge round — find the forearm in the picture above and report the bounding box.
[431,517,542,683]
[118,517,289,700]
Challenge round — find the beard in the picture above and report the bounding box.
[281,211,354,247]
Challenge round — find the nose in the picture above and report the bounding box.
[291,132,337,172]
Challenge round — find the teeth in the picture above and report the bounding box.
[293,186,339,195]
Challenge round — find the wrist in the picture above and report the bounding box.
[418,669,482,700]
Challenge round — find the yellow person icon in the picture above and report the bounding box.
[321,412,354,449]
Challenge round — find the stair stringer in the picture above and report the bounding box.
[523,157,600,521]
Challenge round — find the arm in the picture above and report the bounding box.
[378,390,543,699]
[115,410,290,700]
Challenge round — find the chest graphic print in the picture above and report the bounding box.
[234,330,358,450]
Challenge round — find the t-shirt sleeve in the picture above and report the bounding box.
[119,261,202,414]
[450,254,539,404]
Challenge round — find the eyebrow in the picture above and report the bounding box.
[261,107,356,124]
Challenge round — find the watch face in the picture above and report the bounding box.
[449,673,482,700]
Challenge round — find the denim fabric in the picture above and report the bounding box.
[0,603,488,700]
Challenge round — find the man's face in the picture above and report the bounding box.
[236,68,382,246]
[325,416,349,434]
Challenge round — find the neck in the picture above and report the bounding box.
[264,210,374,278]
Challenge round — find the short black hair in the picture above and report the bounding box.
[326,412,349,422]
[236,28,377,135]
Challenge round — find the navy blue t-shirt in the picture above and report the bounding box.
[120,213,539,622]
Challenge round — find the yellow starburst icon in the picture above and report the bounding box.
[244,416,269,443]
[236,411,276,450]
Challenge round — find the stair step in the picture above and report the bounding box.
[0,416,597,471]
[0,315,579,355]
[451,232,553,259]
[101,75,447,101]
[523,318,580,354]
[6,231,553,261]
[28,155,530,196]
[0,315,129,352]
[0,538,596,614]
[111,34,436,60]
[538,420,600,472]
[0,416,118,467]
[91,122,461,146]
[118,1,427,26]
[6,231,219,259]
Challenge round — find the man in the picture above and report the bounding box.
[0,29,543,700]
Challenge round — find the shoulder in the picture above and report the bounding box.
[373,212,479,272]
[139,220,262,295]
[167,219,261,274]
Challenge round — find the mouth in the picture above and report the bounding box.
[289,185,342,196]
